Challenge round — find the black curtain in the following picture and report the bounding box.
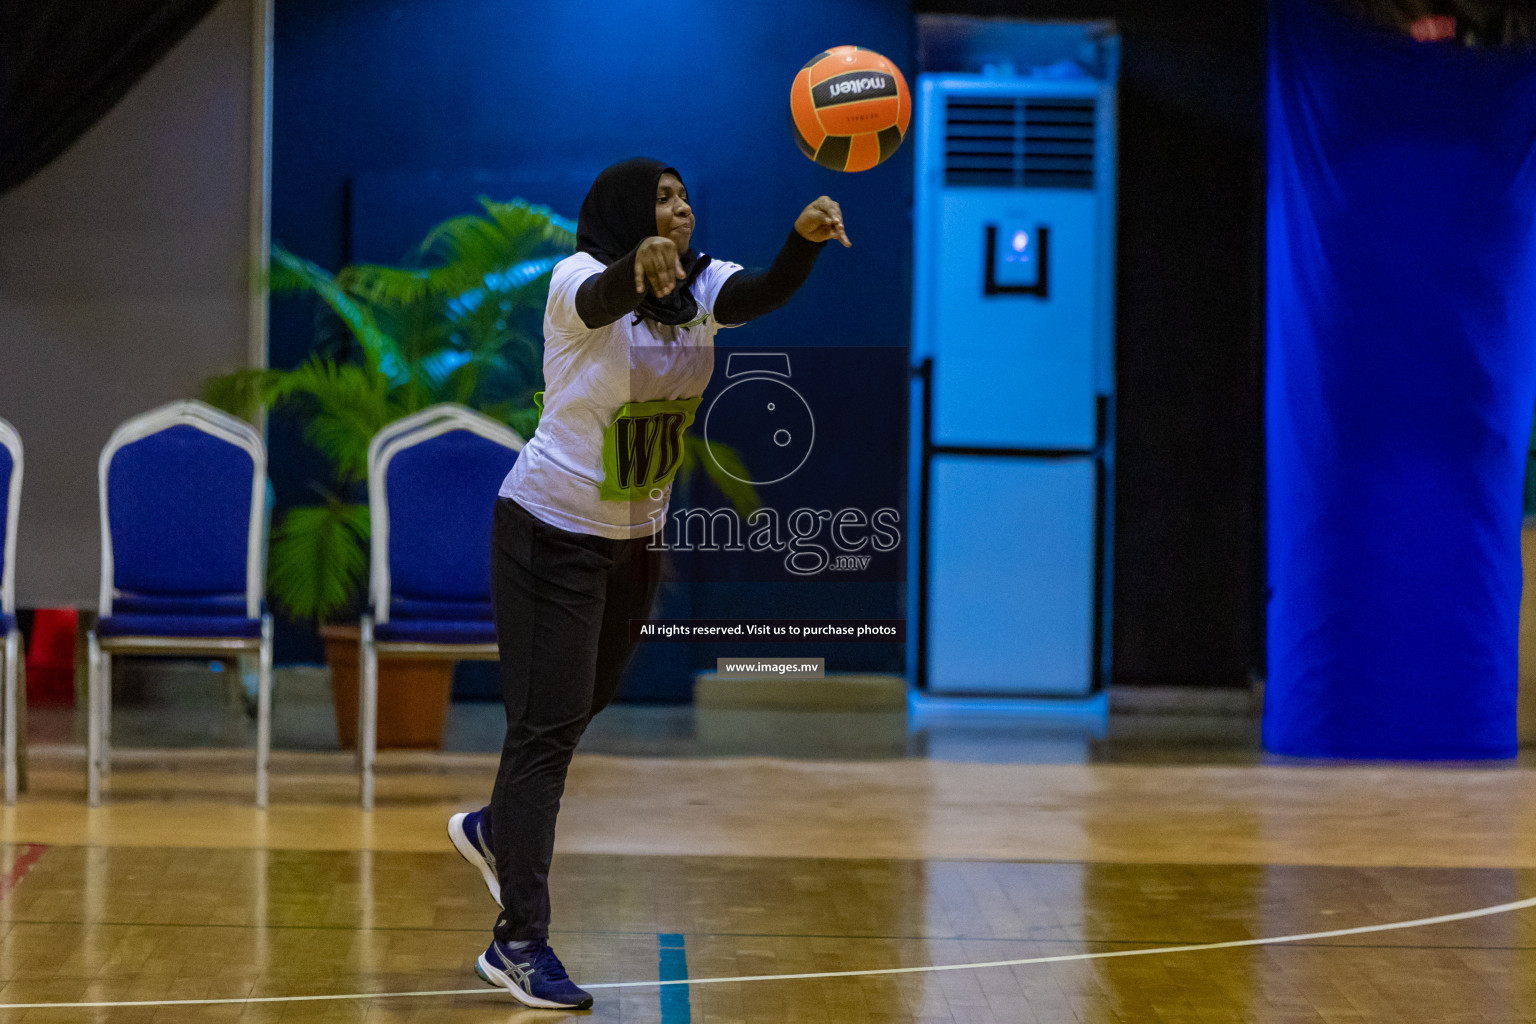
[0,0,221,196]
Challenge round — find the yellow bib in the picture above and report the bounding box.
[598,396,702,502]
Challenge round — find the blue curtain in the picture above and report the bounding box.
[1266,0,1536,758]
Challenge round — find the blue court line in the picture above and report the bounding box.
[658,932,691,1023]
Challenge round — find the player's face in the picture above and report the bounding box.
[655,173,693,251]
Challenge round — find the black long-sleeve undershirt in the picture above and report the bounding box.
[714,230,825,326]
[573,248,644,329]
[573,229,825,330]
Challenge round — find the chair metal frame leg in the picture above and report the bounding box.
[359,616,378,811]
[3,628,18,805]
[87,631,102,807]
[99,647,112,780]
[256,615,273,809]
[87,631,271,808]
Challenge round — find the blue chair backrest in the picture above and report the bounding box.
[0,418,19,616]
[381,427,519,607]
[0,444,9,612]
[104,414,258,607]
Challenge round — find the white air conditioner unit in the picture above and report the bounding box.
[909,67,1118,697]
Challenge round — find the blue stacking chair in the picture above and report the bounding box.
[359,404,522,808]
[0,418,22,804]
[366,404,465,456]
[89,400,272,806]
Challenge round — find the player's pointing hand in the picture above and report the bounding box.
[635,236,687,296]
[794,196,851,248]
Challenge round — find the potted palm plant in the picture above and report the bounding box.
[207,197,757,748]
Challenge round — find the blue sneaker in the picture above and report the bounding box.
[448,807,502,908]
[476,939,593,1010]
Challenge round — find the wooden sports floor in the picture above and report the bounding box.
[3,745,1536,1022]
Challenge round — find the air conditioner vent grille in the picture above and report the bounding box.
[943,97,1096,189]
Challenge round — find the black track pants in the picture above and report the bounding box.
[487,496,661,941]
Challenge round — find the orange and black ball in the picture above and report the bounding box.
[790,46,911,172]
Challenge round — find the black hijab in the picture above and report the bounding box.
[577,157,712,327]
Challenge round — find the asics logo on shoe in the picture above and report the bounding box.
[492,944,534,987]
[474,818,490,856]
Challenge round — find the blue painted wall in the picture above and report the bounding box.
[270,0,915,685]
[272,0,914,347]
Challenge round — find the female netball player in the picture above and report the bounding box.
[448,156,849,1010]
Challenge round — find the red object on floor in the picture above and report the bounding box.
[1410,15,1457,42]
[25,608,77,707]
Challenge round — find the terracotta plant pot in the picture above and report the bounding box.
[320,624,455,750]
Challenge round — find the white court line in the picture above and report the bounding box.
[2,895,1533,1010]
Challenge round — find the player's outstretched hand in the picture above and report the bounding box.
[795,196,851,248]
[636,236,687,296]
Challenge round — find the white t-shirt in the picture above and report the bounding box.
[499,250,744,539]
